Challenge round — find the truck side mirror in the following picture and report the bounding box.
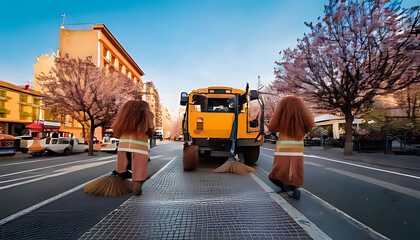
[227,97,235,108]
[180,92,188,106]
[250,90,259,100]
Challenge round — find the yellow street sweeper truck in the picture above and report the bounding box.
[180,84,264,170]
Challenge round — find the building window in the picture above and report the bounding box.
[106,50,111,60]
[0,89,9,118]
[32,97,41,120]
[19,94,32,120]
[0,100,6,118]
[121,66,126,74]
[20,94,28,104]
[128,72,132,79]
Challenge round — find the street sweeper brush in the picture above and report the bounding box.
[213,154,254,174]
[83,172,133,197]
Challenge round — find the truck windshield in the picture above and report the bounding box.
[206,98,233,113]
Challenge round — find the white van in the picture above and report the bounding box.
[100,138,119,153]
[31,137,88,156]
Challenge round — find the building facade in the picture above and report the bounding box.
[160,105,171,139]
[0,81,42,135]
[33,24,145,140]
[142,81,161,127]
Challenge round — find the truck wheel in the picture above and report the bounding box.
[183,144,198,171]
[63,148,71,156]
[21,149,28,154]
[242,146,260,166]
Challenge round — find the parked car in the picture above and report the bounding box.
[100,138,119,153]
[14,135,33,153]
[173,134,183,141]
[0,134,16,156]
[30,137,88,156]
[153,131,163,141]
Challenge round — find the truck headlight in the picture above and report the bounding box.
[197,117,203,130]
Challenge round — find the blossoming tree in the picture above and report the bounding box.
[272,0,419,155]
[38,55,141,155]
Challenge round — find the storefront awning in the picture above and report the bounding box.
[26,120,61,132]
[25,121,43,131]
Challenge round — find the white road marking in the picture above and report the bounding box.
[0,156,68,167]
[261,147,276,152]
[254,166,390,240]
[301,188,390,240]
[261,153,273,158]
[0,156,115,178]
[149,155,163,160]
[261,147,420,180]
[326,167,420,200]
[250,173,332,240]
[0,172,111,226]
[0,174,43,184]
[0,159,116,190]
[53,161,115,173]
[149,156,176,180]
[256,166,269,175]
[0,153,175,225]
[262,153,323,167]
[305,161,323,167]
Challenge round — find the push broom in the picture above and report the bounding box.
[83,153,133,197]
[213,93,254,174]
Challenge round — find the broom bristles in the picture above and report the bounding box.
[83,175,133,197]
[213,160,255,174]
[183,144,198,171]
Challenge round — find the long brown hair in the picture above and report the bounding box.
[112,100,152,138]
[268,95,315,140]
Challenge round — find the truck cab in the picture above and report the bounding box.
[180,86,264,166]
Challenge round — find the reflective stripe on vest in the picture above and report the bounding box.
[118,139,149,156]
[274,140,303,157]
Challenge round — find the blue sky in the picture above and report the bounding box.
[0,0,417,115]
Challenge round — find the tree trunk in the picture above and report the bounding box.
[81,123,86,139]
[344,111,354,156]
[88,119,95,156]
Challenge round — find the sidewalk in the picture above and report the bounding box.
[79,158,317,239]
[304,146,420,172]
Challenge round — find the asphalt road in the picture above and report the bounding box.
[1,141,418,239]
[0,142,176,221]
[258,143,420,240]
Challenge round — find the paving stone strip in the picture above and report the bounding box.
[80,158,311,239]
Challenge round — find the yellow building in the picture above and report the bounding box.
[169,106,186,140]
[142,82,160,126]
[59,24,144,85]
[0,81,42,135]
[34,24,145,140]
[160,104,171,139]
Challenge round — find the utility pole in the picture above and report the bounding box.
[61,13,66,28]
[257,75,263,91]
